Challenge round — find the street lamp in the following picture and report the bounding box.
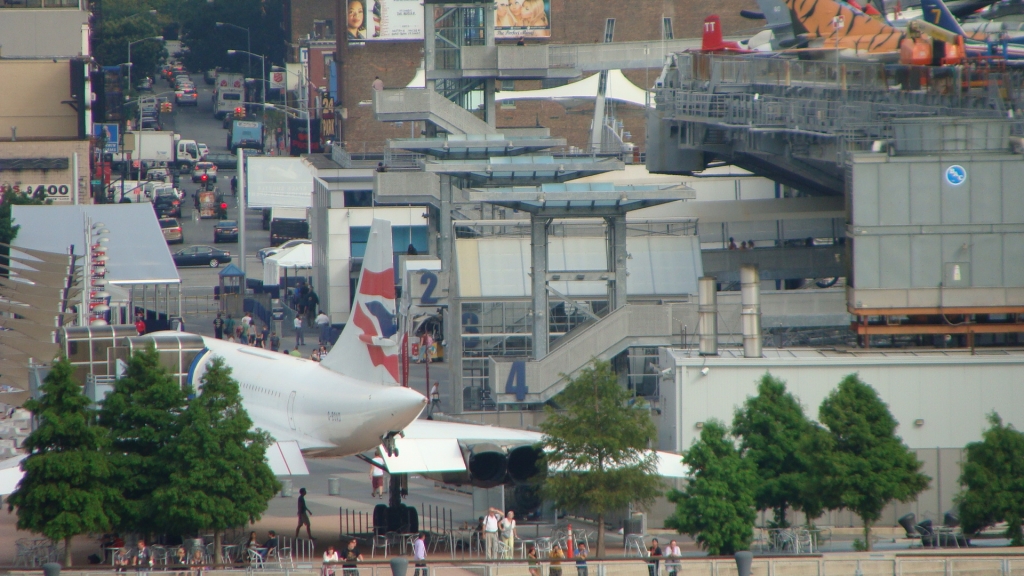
[265,103,311,154]
[217,23,252,75]
[128,36,164,93]
[227,49,266,126]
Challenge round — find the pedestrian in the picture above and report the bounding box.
[728,237,737,250]
[342,539,362,576]
[664,540,682,576]
[316,310,331,344]
[430,381,440,405]
[224,314,236,342]
[483,506,502,559]
[270,331,281,352]
[527,545,540,576]
[647,538,663,576]
[306,290,320,323]
[418,332,433,363]
[294,315,305,347]
[575,542,588,576]
[372,76,384,91]
[295,487,314,540]
[134,540,154,575]
[213,313,224,339]
[289,349,302,357]
[135,314,146,335]
[322,545,339,576]
[371,451,386,498]
[412,533,427,576]
[549,545,564,576]
[231,175,238,197]
[261,324,270,348]
[500,510,517,558]
[254,324,265,348]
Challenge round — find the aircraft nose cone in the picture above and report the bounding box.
[377,385,428,426]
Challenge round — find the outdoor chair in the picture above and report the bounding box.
[246,548,265,571]
[371,534,390,558]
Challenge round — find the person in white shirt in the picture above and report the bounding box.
[316,311,331,345]
[412,533,427,576]
[294,315,305,347]
[664,540,682,576]
[322,545,339,576]
[370,454,386,499]
[483,507,502,559]
[499,510,517,559]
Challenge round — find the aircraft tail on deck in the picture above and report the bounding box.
[319,219,400,385]
[702,15,727,50]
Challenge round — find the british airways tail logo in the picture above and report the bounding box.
[353,267,399,380]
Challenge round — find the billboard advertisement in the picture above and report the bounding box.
[93,123,120,154]
[495,0,550,39]
[348,0,423,41]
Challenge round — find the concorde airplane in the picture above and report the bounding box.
[169,220,686,516]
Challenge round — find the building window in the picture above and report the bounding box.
[603,18,615,43]
[500,100,516,109]
[323,53,334,80]
[500,79,515,91]
[662,17,674,40]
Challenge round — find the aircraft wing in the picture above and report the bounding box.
[379,419,689,478]
[266,441,311,476]
[0,454,25,495]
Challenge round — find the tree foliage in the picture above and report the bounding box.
[817,374,929,549]
[732,373,820,527]
[153,358,279,562]
[540,360,661,557]
[98,345,187,536]
[666,420,757,556]
[956,413,1024,545]
[175,0,285,74]
[7,357,118,566]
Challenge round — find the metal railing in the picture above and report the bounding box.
[181,294,220,315]
[374,89,496,135]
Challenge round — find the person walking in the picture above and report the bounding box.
[269,331,281,352]
[412,533,427,576]
[294,315,305,347]
[500,511,517,558]
[483,507,502,559]
[260,324,270,348]
[370,452,386,498]
[224,314,236,342]
[316,310,331,345]
[213,313,224,339]
[296,487,314,540]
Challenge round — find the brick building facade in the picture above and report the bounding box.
[283,0,337,61]
[332,0,756,151]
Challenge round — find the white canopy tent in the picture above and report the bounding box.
[495,69,653,108]
[262,243,313,286]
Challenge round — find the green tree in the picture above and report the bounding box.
[0,191,47,272]
[540,360,661,557]
[153,358,280,563]
[732,373,820,527]
[666,420,757,556]
[818,374,929,550]
[956,413,1024,545]
[176,0,285,74]
[98,346,188,536]
[7,357,118,566]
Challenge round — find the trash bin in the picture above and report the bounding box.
[43,562,61,576]
[280,478,293,497]
[735,551,753,576]
[390,557,408,576]
[328,477,341,496]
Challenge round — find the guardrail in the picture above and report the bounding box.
[7,555,1024,576]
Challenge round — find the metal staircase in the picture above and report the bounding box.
[374,89,496,136]
[491,304,676,404]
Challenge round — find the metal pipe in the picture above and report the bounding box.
[238,148,247,277]
[740,265,761,358]
[697,276,718,356]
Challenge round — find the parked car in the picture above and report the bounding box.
[138,77,154,91]
[146,168,169,182]
[213,220,239,243]
[172,245,231,267]
[153,194,182,218]
[159,218,184,244]
[191,161,218,183]
[197,143,210,159]
[257,238,311,262]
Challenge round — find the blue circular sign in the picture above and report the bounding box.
[945,165,967,186]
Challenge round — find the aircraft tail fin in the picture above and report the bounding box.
[756,0,798,48]
[702,15,726,50]
[320,218,400,385]
[921,0,968,36]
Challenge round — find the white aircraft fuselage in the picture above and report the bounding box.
[192,336,427,457]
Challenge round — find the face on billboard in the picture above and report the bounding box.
[496,0,550,38]
[349,0,423,41]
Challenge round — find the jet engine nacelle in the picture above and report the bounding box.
[423,443,543,488]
